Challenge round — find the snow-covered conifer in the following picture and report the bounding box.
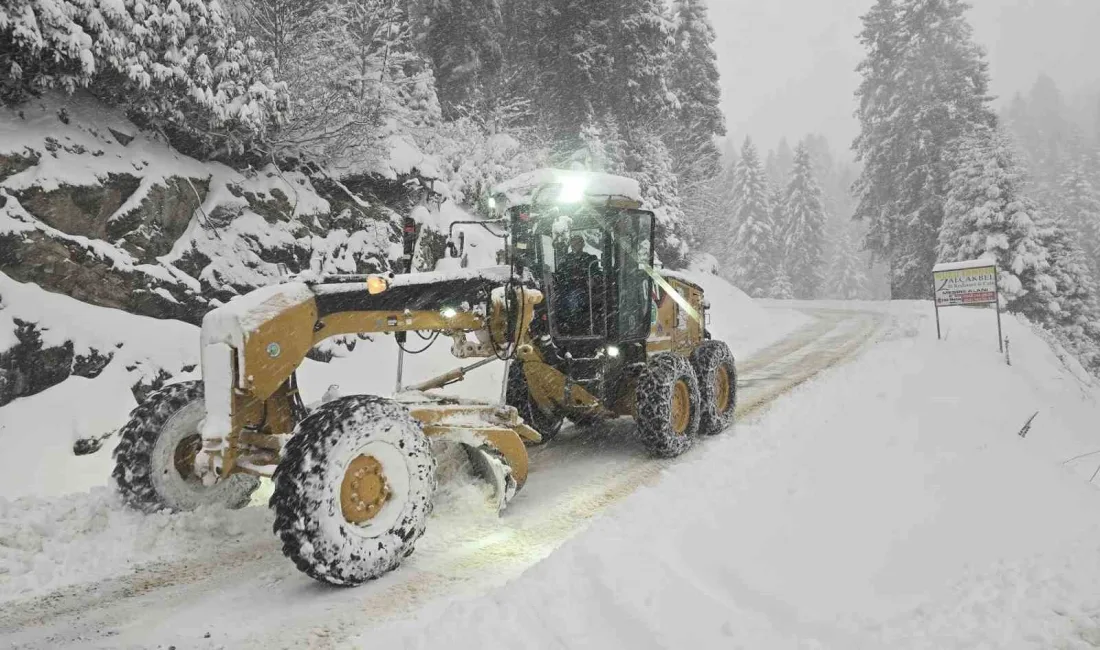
[938,127,1051,314]
[768,268,795,300]
[1,0,284,160]
[827,228,869,300]
[765,138,794,187]
[1059,154,1100,280]
[421,0,503,118]
[1040,218,1100,373]
[626,128,691,268]
[730,138,775,296]
[667,0,725,187]
[852,0,997,298]
[531,0,613,150]
[781,142,827,299]
[608,0,675,123]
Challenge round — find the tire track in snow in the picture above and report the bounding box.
[0,306,889,650]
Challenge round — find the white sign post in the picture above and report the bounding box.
[931,259,1002,352]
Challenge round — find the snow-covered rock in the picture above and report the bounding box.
[0,94,475,402]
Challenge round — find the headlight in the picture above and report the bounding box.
[558,176,587,203]
[366,275,389,295]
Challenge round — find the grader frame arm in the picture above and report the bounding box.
[196,271,545,482]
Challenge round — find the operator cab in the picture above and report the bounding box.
[507,191,656,404]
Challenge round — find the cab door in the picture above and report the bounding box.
[614,210,655,344]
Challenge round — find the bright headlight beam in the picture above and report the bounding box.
[441,307,458,319]
[558,176,587,203]
[607,345,620,358]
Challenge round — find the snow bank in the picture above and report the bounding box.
[353,303,1100,649]
[0,94,214,194]
[0,273,197,367]
[0,275,201,501]
[678,269,809,356]
[0,487,271,601]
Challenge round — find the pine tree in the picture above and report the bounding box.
[768,268,795,300]
[1025,74,1073,185]
[766,138,794,187]
[937,127,1051,314]
[574,117,628,172]
[485,0,540,131]
[667,0,725,222]
[1037,214,1100,372]
[608,0,676,124]
[420,0,503,119]
[852,0,997,299]
[533,0,614,155]
[729,138,775,296]
[0,0,283,159]
[941,125,1100,374]
[259,0,438,163]
[239,0,328,71]
[626,128,691,267]
[827,227,869,299]
[690,161,736,257]
[781,142,828,299]
[1059,152,1100,280]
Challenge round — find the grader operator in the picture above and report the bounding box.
[111,169,738,586]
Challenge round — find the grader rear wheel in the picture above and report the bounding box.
[670,379,692,435]
[271,395,436,586]
[691,340,738,435]
[112,381,259,513]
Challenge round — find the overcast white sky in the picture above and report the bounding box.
[708,0,1100,158]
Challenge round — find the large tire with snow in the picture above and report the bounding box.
[507,363,564,444]
[112,381,260,513]
[271,395,436,586]
[635,353,701,458]
[691,340,737,436]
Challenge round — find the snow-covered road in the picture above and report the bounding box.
[0,304,885,649]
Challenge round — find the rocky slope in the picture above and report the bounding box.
[0,94,494,407]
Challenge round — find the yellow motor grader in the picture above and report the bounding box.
[112,169,737,586]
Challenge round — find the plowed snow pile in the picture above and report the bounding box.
[353,303,1100,649]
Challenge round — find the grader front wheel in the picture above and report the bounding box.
[635,354,701,458]
[271,395,436,586]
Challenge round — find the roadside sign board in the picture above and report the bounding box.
[933,263,998,307]
[931,258,1003,351]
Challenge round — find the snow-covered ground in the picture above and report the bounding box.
[351,302,1100,649]
[0,298,847,649]
[7,282,1100,649]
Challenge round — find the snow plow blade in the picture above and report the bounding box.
[407,398,540,509]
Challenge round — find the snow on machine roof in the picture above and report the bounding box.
[492,168,644,210]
